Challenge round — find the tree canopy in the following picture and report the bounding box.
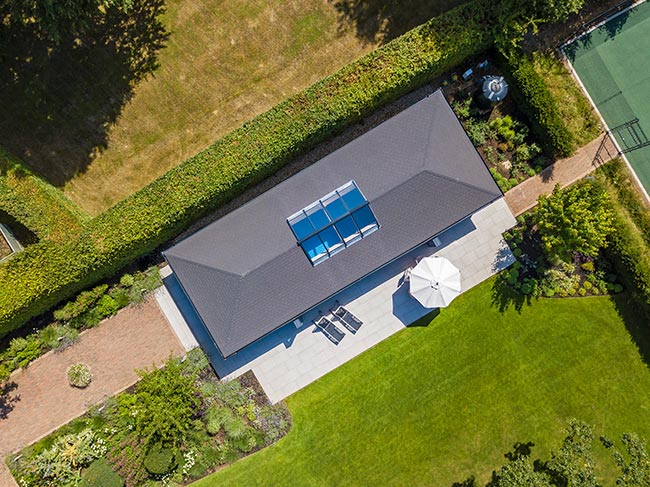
[534,182,614,262]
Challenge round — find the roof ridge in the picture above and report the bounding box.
[423,169,502,199]
[163,251,246,279]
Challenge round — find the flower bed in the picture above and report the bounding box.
[67,363,92,388]
[450,89,548,193]
[0,266,162,383]
[7,350,291,487]
[502,212,623,298]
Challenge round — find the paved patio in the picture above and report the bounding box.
[158,197,516,404]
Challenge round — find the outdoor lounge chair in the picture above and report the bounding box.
[332,302,363,333]
[314,315,345,344]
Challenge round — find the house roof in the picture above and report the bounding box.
[163,90,501,357]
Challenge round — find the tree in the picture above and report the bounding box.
[115,357,200,448]
[494,0,584,55]
[0,0,133,44]
[545,419,599,487]
[534,182,614,262]
[601,433,650,486]
[458,420,650,487]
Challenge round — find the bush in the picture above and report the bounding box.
[0,0,494,338]
[143,443,176,476]
[580,261,595,273]
[94,295,119,319]
[502,54,575,157]
[39,324,79,351]
[206,406,233,435]
[120,274,135,287]
[53,285,109,324]
[67,363,92,388]
[79,458,124,487]
[7,336,41,368]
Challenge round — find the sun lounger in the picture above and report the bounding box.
[332,303,363,333]
[314,315,345,344]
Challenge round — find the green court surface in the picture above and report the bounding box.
[565,0,650,193]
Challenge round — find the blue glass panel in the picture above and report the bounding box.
[340,185,366,211]
[318,226,343,252]
[306,204,330,231]
[301,235,327,262]
[351,206,378,234]
[323,196,347,220]
[334,215,360,243]
[288,213,314,240]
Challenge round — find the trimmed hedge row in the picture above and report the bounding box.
[597,160,650,315]
[0,147,87,243]
[502,54,576,158]
[0,1,494,335]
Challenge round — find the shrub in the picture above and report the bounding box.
[206,406,233,435]
[94,295,119,319]
[116,358,200,448]
[39,324,79,351]
[67,363,92,388]
[502,54,575,157]
[143,443,176,476]
[580,261,595,273]
[120,274,135,287]
[7,336,41,368]
[53,285,109,324]
[0,0,494,338]
[79,458,124,487]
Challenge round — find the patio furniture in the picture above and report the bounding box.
[332,302,363,333]
[314,315,345,344]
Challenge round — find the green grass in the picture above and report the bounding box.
[532,52,601,148]
[192,279,650,486]
[0,0,466,215]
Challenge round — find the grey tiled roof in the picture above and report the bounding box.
[163,90,501,357]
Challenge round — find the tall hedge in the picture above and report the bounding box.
[597,160,650,315]
[0,147,87,243]
[0,1,494,335]
[503,54,576,158]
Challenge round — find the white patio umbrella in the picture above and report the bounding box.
[409,256,461,308]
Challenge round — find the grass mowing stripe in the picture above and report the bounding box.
[191,278,650,486]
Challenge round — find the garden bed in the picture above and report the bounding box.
[447,67,550,193]
[502,212,623,298]
[7,350,291,487]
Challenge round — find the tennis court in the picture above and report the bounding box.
[564,0,650,194]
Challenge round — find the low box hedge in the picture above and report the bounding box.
[0,1,494,335]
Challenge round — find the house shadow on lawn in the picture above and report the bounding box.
[0,0,168,186]
[328,0,470,44]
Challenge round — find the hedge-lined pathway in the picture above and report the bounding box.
[0,299,184,486]
[504,133,618,215]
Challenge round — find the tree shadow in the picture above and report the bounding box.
[328,0,469,45]
[610,291,650,369]
[0,381,20,420]
[0,0,168,186]
[491,276,530,313]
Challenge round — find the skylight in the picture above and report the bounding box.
[287,181,379,265]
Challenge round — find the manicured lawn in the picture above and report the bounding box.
[1,0,464,215]
[192,278,650,486]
